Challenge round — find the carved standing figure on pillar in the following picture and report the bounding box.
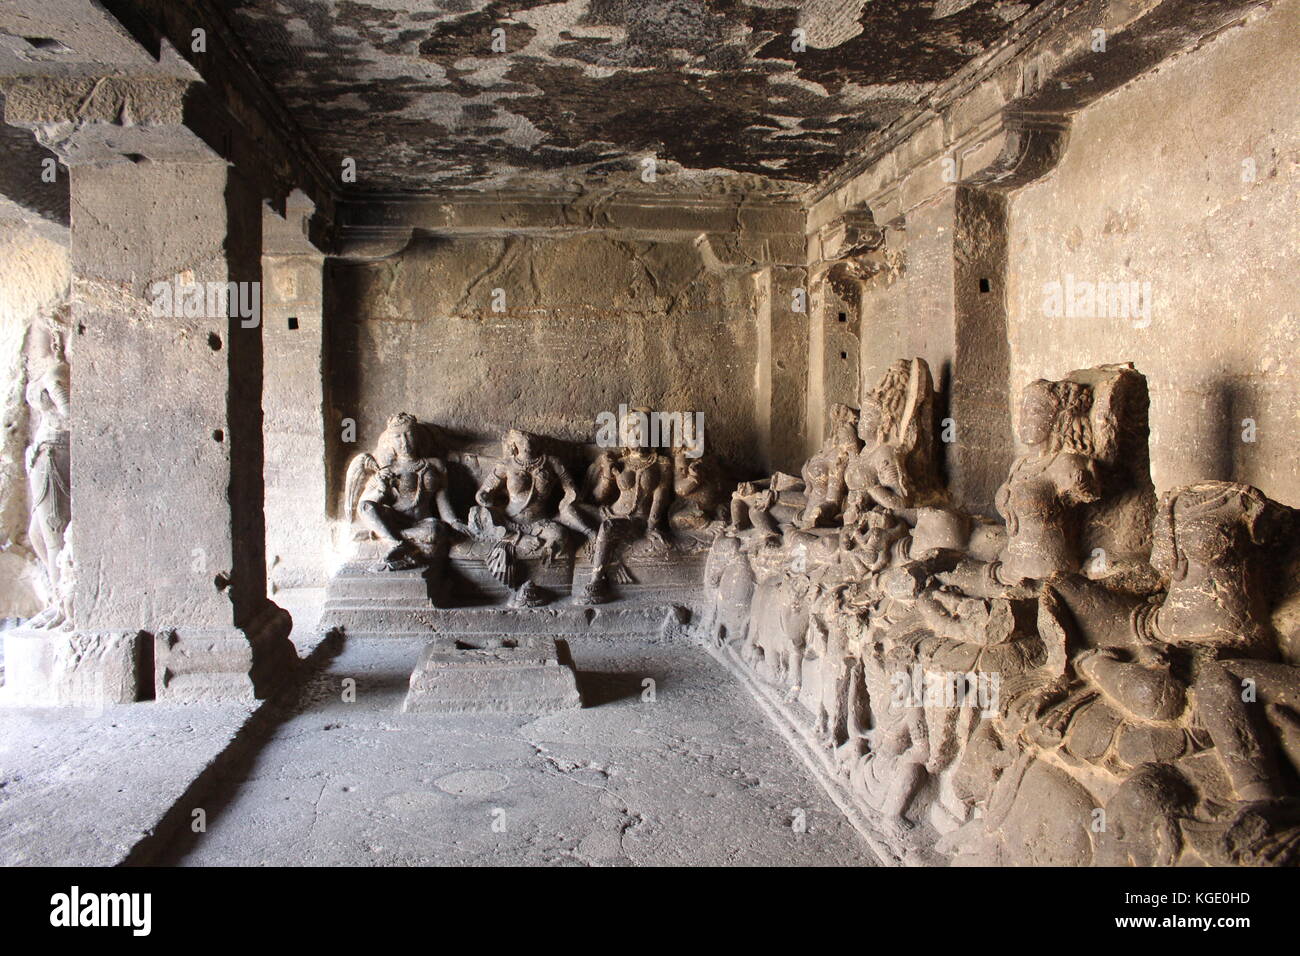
[23,312,71,629]
[995,378,1102,584]
[469,428,593,604]
[578,408,674,604]
[344,413,467,571]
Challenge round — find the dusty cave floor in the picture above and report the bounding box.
[162,634,878,867]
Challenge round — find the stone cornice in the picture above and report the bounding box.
[806,0,1274,235]
[334,190,808,258]
[805,0,1088,207]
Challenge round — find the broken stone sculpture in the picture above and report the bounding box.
[695,357,1300,867]
[730,402,861,536]
[343,412,468,571]
[578,407,675,604]
[844,357,940,522]
[1142,480,1290,653]
[994,377,1103,584]
[23,311,71,630]
[468,428,593,605]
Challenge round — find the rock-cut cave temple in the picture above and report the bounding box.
[0,0,1297,870]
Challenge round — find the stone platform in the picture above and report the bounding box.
[401,635,581,714]
[319,559,441,639]
[320,553,704,642]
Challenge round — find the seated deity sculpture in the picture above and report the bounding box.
[468,428,593,604]
[730,403,861,536]
[577,408,674,604]
[994,378,1103,584]
[669,441,730,536]
[343,412,467,571]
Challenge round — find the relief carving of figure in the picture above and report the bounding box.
[343,413,467,571]
[694,355,1300,866]
[669,438,730,535]
[578,408,674,604]
[844,358,939,522]
[469,428,593,603]
[994,378,1102,584]
[730,403,860,536]
[23,313,71,629]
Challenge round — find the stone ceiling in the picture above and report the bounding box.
[213,0,1043,195]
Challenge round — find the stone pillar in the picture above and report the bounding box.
[805,262,863,456]
[950,186,1014,516]
[1,77,296,705]
[261,191,329,593]
[763,266,810,475]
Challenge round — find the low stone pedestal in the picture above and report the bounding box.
[319,557,446,639]
[572,551,706,605]
[401,635,581,714]
[1,628,149,707]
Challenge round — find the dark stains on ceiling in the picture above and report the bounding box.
[212,0,1043,193]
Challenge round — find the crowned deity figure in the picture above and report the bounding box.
[343,413,467,571]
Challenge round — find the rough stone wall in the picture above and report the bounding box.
[326,231,774,504]
[0,219,68,619]
[1007,0,1300,504]
[856,197,957,411]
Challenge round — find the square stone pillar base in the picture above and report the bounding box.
[1,628,149,707]
[154,604,297,703]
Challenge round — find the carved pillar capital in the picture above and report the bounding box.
[2,75,214,165]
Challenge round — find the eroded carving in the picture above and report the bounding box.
[467,428,593,605]
[730,402,861,536]
[578,408,675,604]
[343,413,466,571]
[23,311,71,630]
[696,358,1300,867]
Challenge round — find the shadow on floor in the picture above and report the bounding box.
[125,631,346,866]
[574,670,653,708]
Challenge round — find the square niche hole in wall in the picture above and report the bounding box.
[979,278,992,293]
[287,317,299,330]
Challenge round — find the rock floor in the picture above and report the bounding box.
[0,588,877,867]
[0,700,256,866]
[163,635,877,867]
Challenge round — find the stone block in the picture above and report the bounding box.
[154,604,296,703]
[401,635,581,714]
[2,628,148,706]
